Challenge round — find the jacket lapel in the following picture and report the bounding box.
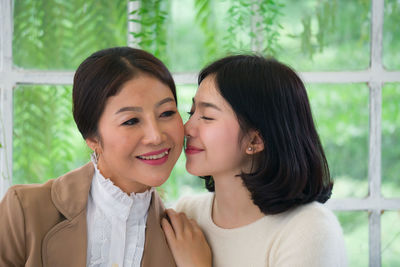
[40,163,175,267]
[42,163,94,267]
[141,192,176,267]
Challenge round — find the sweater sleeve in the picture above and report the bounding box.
[270,204,348,267]
[0,187,26,266]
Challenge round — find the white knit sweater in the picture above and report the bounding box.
[176,193,347,267]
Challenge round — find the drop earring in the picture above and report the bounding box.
[93,149,99,164]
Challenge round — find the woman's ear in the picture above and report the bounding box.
[246,131,264,155]
[85,136,100,153]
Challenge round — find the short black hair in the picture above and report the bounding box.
[73,47,176,139]
[198,54,333,215]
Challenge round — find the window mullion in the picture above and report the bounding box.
[0,0,14,198]
[127,0,141,48]
[368,0,384,266]
[369,210,382,267]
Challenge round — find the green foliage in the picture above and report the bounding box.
[308,84,369,196]
[199,0,284,56]
[13,0,127,70]
[13,86,90,184]
[258,0,285,55]
[12,0,127,184]
[129,0,171,65]
[383,0,400,69]
[287,0,339,58]
[194,0,218,64]
[281,0,370,69]
[382,83,400,196]
[223,0,253,52]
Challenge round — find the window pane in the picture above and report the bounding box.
[169,0,229,72]
[382,83,400,197]
[13,0,127,70]
[383,0,400,70]
[278,0,370,71]
[382,211,400,266]
[169,0,371,72]
[13,85,89,184]
[307,84,369,198]
[336,211,368,267]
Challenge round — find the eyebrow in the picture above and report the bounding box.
[192,98,222,111]
[115,97,175,114]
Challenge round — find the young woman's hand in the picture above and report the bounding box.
[161,209,212,267]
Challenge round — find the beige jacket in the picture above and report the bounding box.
[0,163,176,267]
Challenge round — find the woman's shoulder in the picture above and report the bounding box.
[3,180,54,206]
[175,192,214,218]
[270,202,347,266]
[1,162,94,212]
[287,201,340,227]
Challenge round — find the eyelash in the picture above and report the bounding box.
[160,110,176,118]
[122,118,139,126]
[122,111,176,126]
[187,111,213,120]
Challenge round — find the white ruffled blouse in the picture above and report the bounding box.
[86,156,154,267]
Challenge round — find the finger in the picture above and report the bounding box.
[165,209,184,238]
[161,218,176,246]
[188,218,204,236]
[181,214,195,234]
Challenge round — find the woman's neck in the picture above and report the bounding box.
[212,172,264,229]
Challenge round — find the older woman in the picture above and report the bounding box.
[0,47,183,267]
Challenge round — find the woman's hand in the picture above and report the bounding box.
[161,209,212,267]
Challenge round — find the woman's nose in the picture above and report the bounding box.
[184,116,195,137]
[142,120,163,145]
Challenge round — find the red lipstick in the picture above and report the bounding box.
[137,148,170,165]
[185,145,204,155]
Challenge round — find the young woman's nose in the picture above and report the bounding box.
[142,119,163,145]
[184,116,196,137]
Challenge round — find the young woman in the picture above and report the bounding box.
[0,47,183,267]
[162,55,347,267]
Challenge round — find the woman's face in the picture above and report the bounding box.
[184,76,251,178]
[88,74,184,193]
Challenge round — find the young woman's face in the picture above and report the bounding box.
[184,76,251,178]
[88,74,184,193]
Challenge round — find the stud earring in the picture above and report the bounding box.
[248,147,253,151]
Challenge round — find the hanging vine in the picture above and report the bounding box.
[258,0,285,56]
[221,0,284,56]
[194,0,218,65]
[129,0,171,65]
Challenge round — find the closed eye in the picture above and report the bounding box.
[201,116,213,121]
[122,118,139,126]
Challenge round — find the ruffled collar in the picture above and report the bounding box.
[90,154,154,221]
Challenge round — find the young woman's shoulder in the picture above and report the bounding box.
[270,201,347,267]
[174,192,214,220]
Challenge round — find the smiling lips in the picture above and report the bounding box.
[185,145,204,155]
[137,148,170,165]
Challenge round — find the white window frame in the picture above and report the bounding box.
[1,0,399,265]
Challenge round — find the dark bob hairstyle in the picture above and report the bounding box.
[73,46,176,139]
[198,55,333,215]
